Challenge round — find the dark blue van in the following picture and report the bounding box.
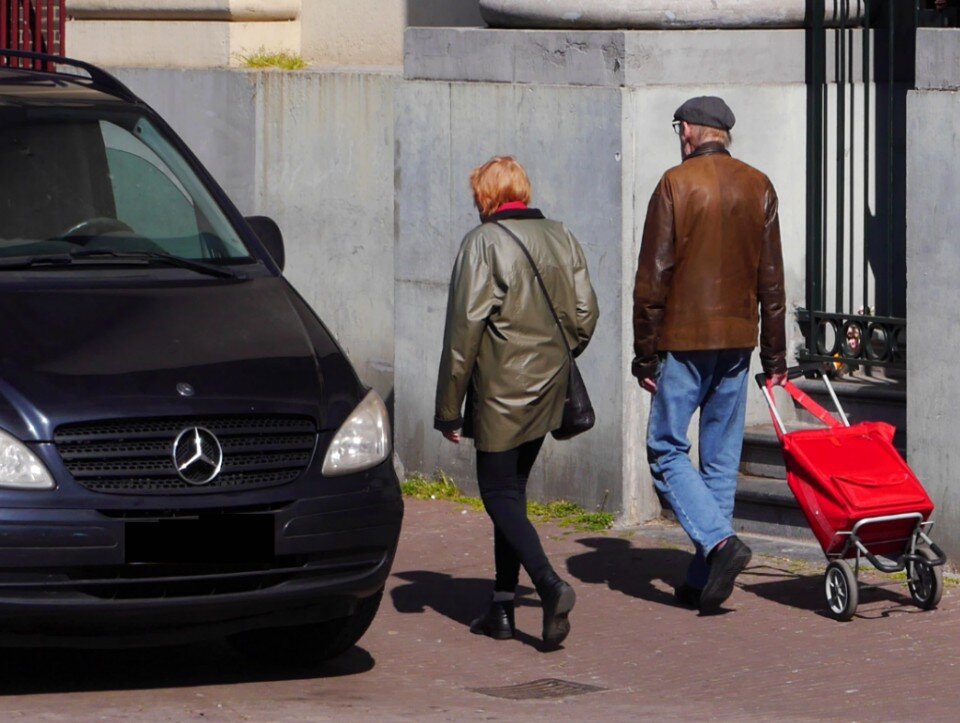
[0,51,403,660]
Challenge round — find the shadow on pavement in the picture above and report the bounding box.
[742,562,920,617]
[564,537,919,619]
[0,641,374,696]
[565,536,691,606]
[390,571,546,650]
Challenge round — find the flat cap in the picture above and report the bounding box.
[674,96,736,131]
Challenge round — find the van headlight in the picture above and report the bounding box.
[322,390,392,476]
[0,429,55,490]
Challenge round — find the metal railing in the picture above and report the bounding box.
[801,1,958,371]
[802,1,906,370]
[0,0,64,69]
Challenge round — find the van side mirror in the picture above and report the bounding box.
[245,216,285,271]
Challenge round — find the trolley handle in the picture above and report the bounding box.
[752,361,823,390]
[755,363,850,438]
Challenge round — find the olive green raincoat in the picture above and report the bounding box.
[434,209,599,452]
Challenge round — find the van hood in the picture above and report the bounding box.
[0,275,360,441]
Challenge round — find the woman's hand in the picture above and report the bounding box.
[442,430,461,444]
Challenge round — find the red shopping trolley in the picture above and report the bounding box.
[757,364,947,621]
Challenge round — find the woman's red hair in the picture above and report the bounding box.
[470,156,532,218]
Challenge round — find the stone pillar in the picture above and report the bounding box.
[66,1,302,67]
[395,24,863,523]
[907,29,960,560]
[478,1,862,29]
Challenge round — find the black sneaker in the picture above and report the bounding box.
[699,536,752,612]
[469,599,515,640]
[674,583,702,608]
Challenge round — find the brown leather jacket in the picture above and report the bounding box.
[632,143,786,378]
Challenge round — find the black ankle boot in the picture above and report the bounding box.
[469,599,515,640]
[535,570,576,648]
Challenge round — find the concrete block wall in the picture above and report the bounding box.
[108,24,887,527]
[114,68,399,402]
[68,0,486,69]
[396,27,873,522]
[67,2,302,67]
[907,29,960,560]
[302,0,484,67]
[395,80,625,513]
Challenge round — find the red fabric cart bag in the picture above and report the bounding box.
[781,421,934,556]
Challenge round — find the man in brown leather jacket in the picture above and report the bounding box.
[632,96,787,613]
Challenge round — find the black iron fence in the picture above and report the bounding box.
[800,0,956,371]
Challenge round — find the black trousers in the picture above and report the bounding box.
[476,436,551,592]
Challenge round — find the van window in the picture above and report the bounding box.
[0,108,251,262]
[102,120,201,252]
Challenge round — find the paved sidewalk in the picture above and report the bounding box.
[0,497,957,721]
[373,499,960,721]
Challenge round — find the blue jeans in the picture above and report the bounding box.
[647,349,751,589]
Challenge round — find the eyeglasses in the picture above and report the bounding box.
[672,120,683,135]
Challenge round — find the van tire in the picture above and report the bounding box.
[229,588,384,665]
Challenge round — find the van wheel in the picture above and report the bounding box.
[229,588,383,665]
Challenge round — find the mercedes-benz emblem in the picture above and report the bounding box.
[172,427,224,485]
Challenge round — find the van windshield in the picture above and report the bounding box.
[0,107,251,262]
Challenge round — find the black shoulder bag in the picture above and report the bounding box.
[493,221,595,440]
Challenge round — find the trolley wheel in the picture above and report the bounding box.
[908,546,944,610]
[824,560,859,621]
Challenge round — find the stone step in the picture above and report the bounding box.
[665,373,909,551]
[732,474,814,542]
[792,376,906,431]
[741,422,806,478]
[734,375,908,543]
[740,408,907,479]
[660,474,816,543]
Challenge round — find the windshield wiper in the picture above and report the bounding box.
[70,249,247,279]
[0,250,246,279]
[0,249,247,279]
[0,253,75,269]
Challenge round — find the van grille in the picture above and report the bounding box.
[54,416,317,495]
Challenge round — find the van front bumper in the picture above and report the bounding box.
[0,478,403,646]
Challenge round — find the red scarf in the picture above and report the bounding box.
[494,201,528,213]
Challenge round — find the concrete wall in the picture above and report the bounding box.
[114,68,399,401]
[106,25,891,527]
[67,1,302,67]
[907,29,960,559]
[396,27,875,521]
[301,0,483,67]
[70,21,301,68]
[395,80,625,513]
[69,0,485,68]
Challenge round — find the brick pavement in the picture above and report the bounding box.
[0,497,957,720]
[370,498,960,721]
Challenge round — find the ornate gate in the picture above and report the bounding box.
[800,0,955,370]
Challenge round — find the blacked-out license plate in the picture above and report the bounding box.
[125,515,275,563]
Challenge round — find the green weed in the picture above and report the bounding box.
[401,471,484,511]
[239,48,308,70]
[402,471,614,532]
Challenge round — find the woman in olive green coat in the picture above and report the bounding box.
[434,156,599,648]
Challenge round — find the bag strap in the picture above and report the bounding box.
[492,220,572,357]
[765,378,843,434]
